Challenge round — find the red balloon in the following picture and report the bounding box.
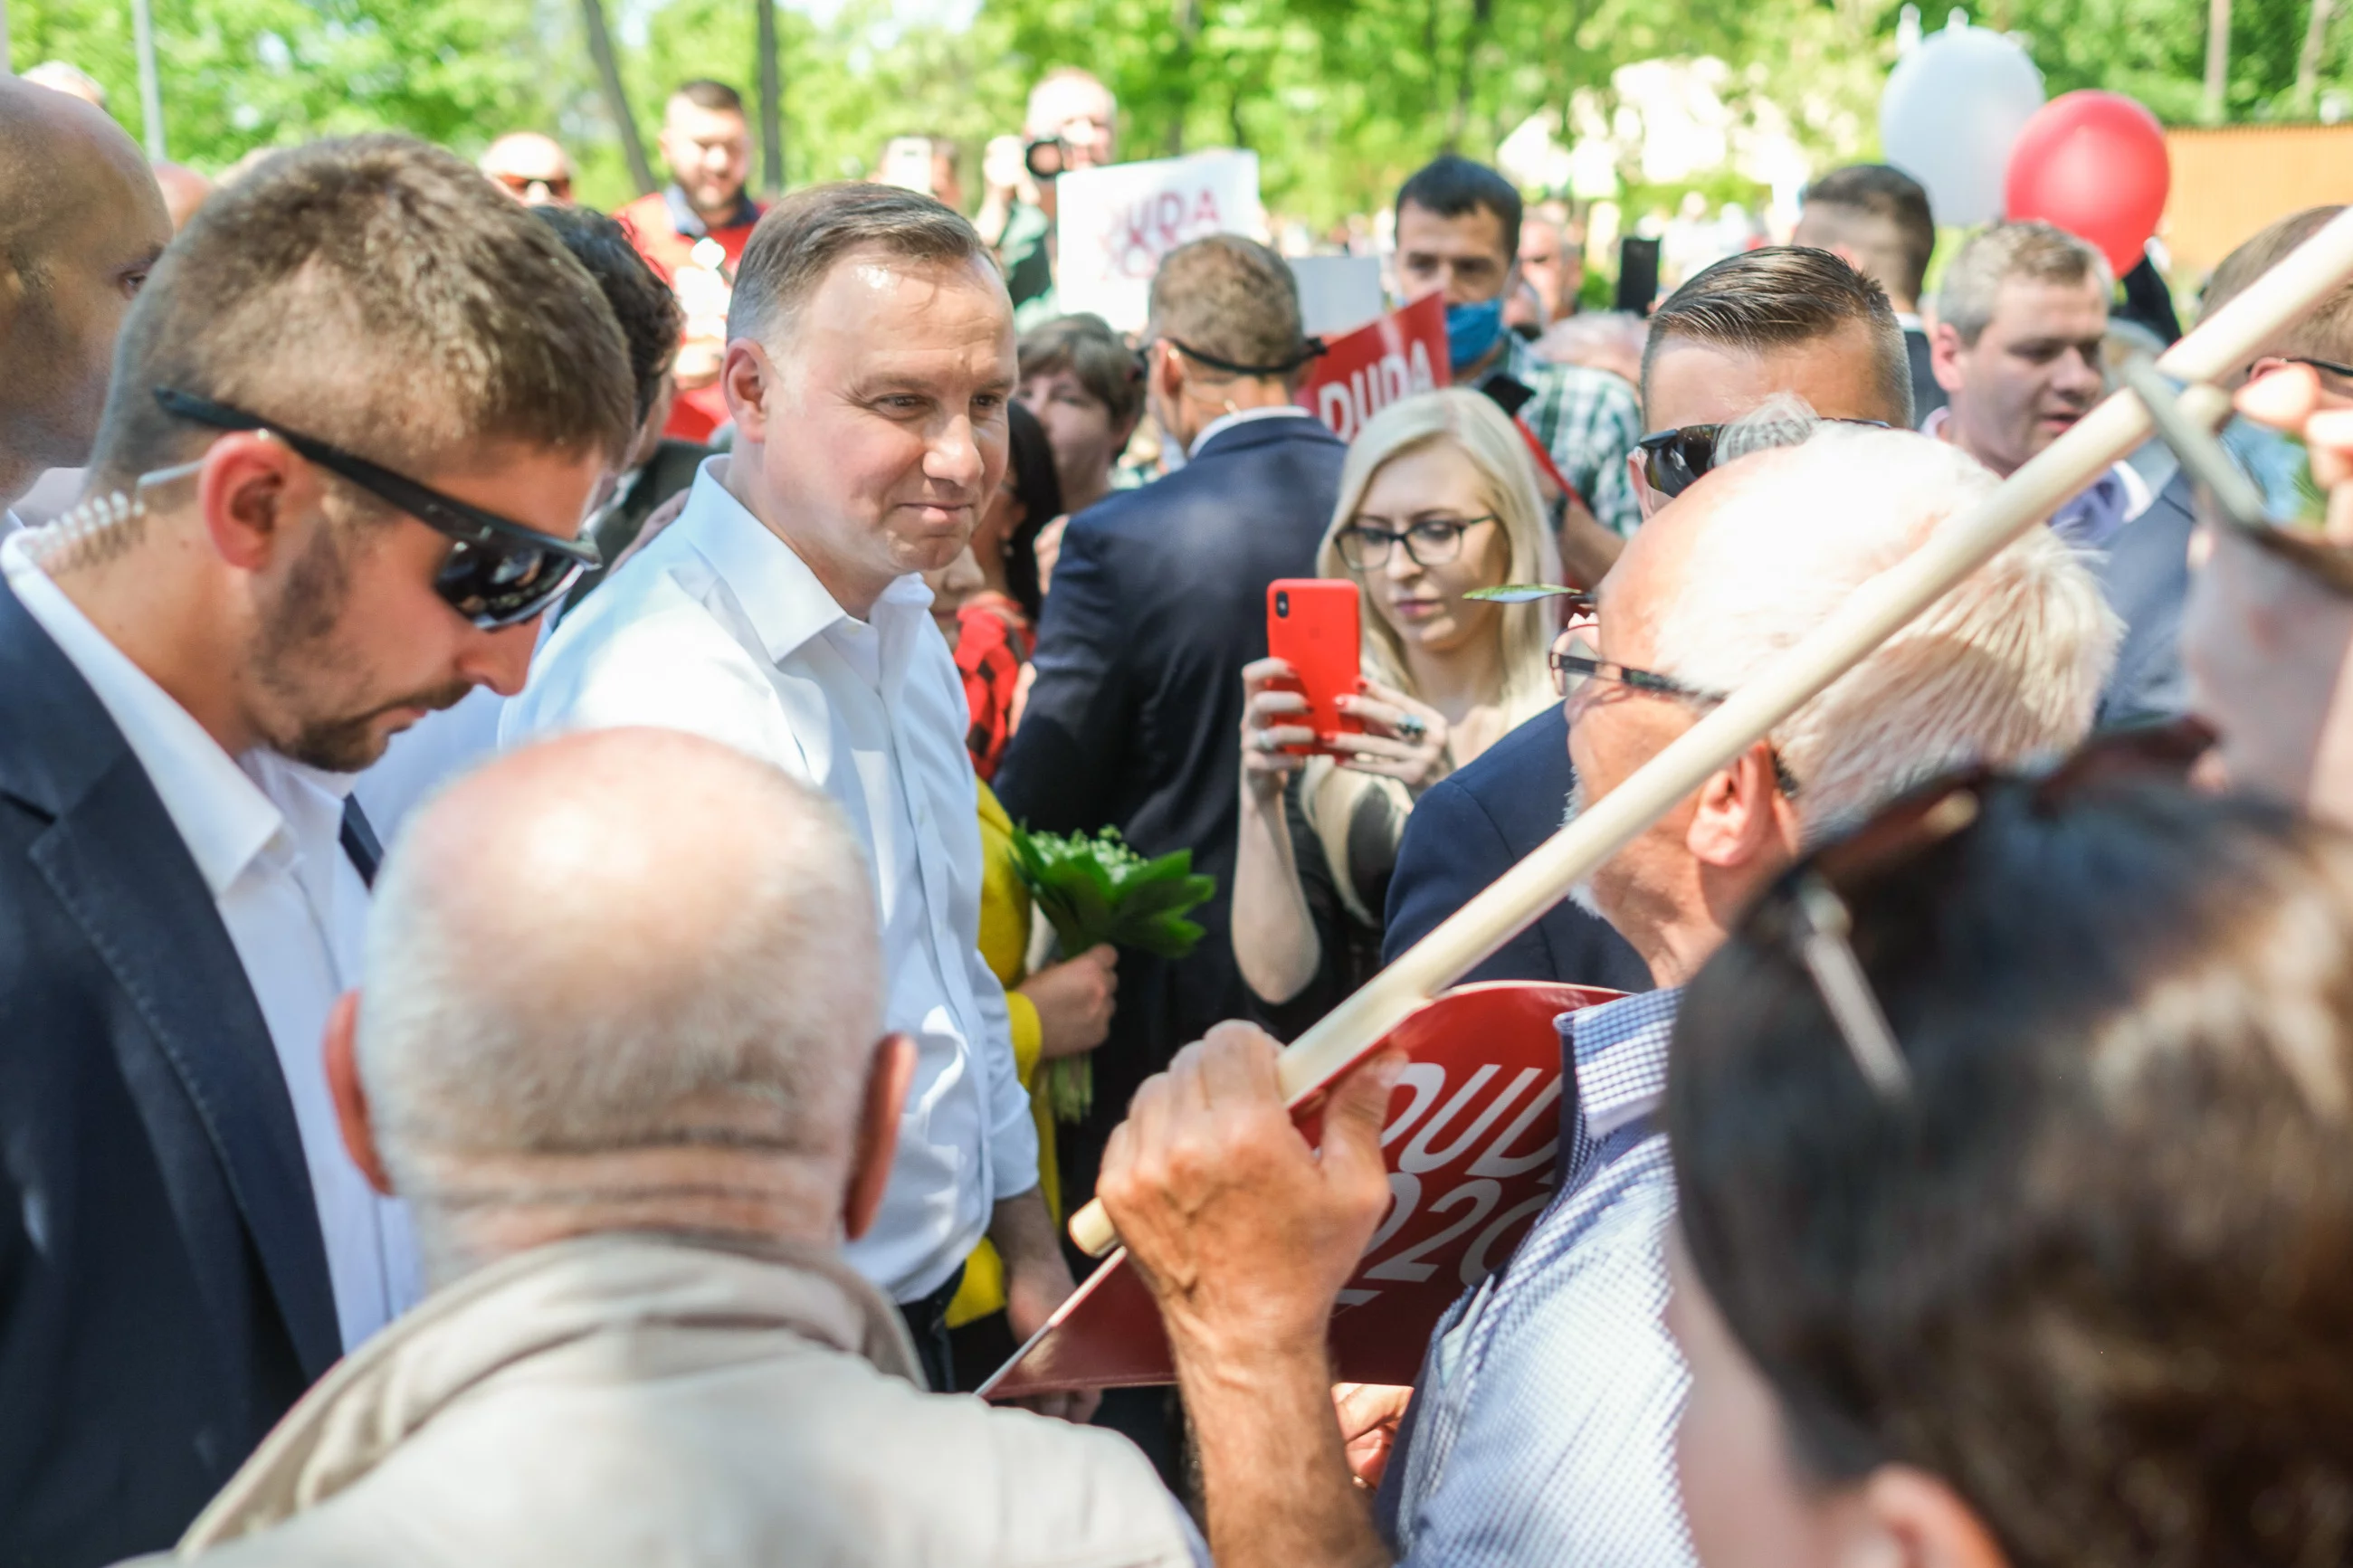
[2004,90,2170,276]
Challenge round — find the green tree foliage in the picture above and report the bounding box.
[7,0,2343,219]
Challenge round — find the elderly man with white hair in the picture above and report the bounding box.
[1088,413,2120,1568]
[133,727,1204,1568]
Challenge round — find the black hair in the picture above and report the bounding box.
[1396,155,1522,261]
[1002,397,1062,622]
[1671,778,2353,1568]
[531,205,683,430]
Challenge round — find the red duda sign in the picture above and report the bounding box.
[981,981,1620,1397]
[1296,292,1452,443]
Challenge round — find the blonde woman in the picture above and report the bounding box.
[1234,388,1561,1029]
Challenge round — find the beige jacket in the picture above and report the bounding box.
[137,1233,1200,1568]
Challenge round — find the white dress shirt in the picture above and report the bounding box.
[500,461,1039,1303]
[2,532,421,1352]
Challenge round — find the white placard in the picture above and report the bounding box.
[1053,150,1262,332]
[1288,255,1386,339]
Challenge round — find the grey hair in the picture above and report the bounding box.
[1650,423,2120,833]
[1933,221,2114,347]
[355,732,883,1259]
[728,180,995,348]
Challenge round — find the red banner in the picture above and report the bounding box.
[1296,292,1453,443]
[979,980,1620,1396]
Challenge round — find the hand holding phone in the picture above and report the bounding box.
[1266,580,1364,756]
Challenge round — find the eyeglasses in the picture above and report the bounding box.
[1335,514,1498,571]
[1757,717,2213,1104]
[1550,623,1805,798]
[1636,418,1892,500]
[491,171,572,201]
[154,388,601,629]
[2284,355,2353,385]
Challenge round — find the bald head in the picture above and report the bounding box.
[479,132,574,206]
[351,727,885,1279]
[150,160,214,233]
[0,78,169,504]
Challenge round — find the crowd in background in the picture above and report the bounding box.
[5,40,2353,1568]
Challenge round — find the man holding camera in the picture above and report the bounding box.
[994,68,1119,329]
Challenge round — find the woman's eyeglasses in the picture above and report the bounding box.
[153,388,601,629]
[1637,418,1891,500]
[1335,514,1497,571]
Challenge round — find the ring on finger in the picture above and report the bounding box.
[1395,713,1428,744]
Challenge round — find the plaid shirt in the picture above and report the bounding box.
[1505,335,1645,541]
[1391,986,1696,1568]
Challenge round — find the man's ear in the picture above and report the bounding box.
[1843,1465,2012,1568]
[323,991,396,1197]
[1929,320,1967,396]
[1687,741,1799,871]
[196,432,307,574]
[843,1032,916,1241]
[1629,449,1661,520]
[721,339,776,442]
[1152,338,1187,406]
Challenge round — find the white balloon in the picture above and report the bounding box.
[1879,20,2045,227]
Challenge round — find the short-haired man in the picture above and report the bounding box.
[1792,163,1943,419]
[0,136,634,1567]
[617,80,763,443]
[999,67,1119,329]
[1383,246,1912,992]
[507,183,1074,1399]
[997,234,1344,1246]
[0,77,171,526]
[1393,154,1643,585]
[1516,205,1581,326]
[1930,220,2141,549]
[127,728,1204,1568]
[2101,205,2353,728]
[479,129,576,206]
[1095,419,2117,1568]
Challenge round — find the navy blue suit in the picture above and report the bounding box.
[1381,704,1653,993]
[2093,470,2196,729]
[996,413,1347,1202]
[0,580,341,1567]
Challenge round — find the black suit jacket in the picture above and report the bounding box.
[1904,325,1948,424]
[996,414,1347,1201]
[1381,704,1653,993]
[0,582,341,1567]
[2093,469,2196,729]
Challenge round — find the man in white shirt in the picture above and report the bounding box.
[0,76,172,529]
[505,181,1078,1399]
[0,137,634,1568]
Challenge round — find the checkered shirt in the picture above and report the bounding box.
[1505,335,1646,541]
[1391,985,1696,1568]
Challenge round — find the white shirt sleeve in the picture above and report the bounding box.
[969,931,1041,1202]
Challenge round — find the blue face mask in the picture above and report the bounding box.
[1445,296,1506,373]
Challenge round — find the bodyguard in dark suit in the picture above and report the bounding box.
[2093,469,2196,728]
[996,234,1344,1210]
[0,138,640,1566]
[1380,703,1653,992]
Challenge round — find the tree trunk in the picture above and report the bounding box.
[2297,0,2333,112]
[756,0,785,198]
[2204,0,2232,124]
[581,0,656,196]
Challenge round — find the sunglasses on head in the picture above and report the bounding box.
[1758,717,2213,1105]
[1636,418,1892,500]
[154,388,600,629]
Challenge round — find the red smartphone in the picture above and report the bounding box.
[1267,578,1364,756]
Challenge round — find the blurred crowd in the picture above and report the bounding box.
[5,43,2353,1568]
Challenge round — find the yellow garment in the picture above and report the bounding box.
[946,783,1063,1330]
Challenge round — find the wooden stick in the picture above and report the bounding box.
[1069,205,2353,1258]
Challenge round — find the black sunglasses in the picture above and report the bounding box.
[1637,418,1892,500]
[154,388,600,629]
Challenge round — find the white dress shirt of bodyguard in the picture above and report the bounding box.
[502,458,1038,1306]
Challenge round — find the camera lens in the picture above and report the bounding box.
[1275,591,1290,617]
